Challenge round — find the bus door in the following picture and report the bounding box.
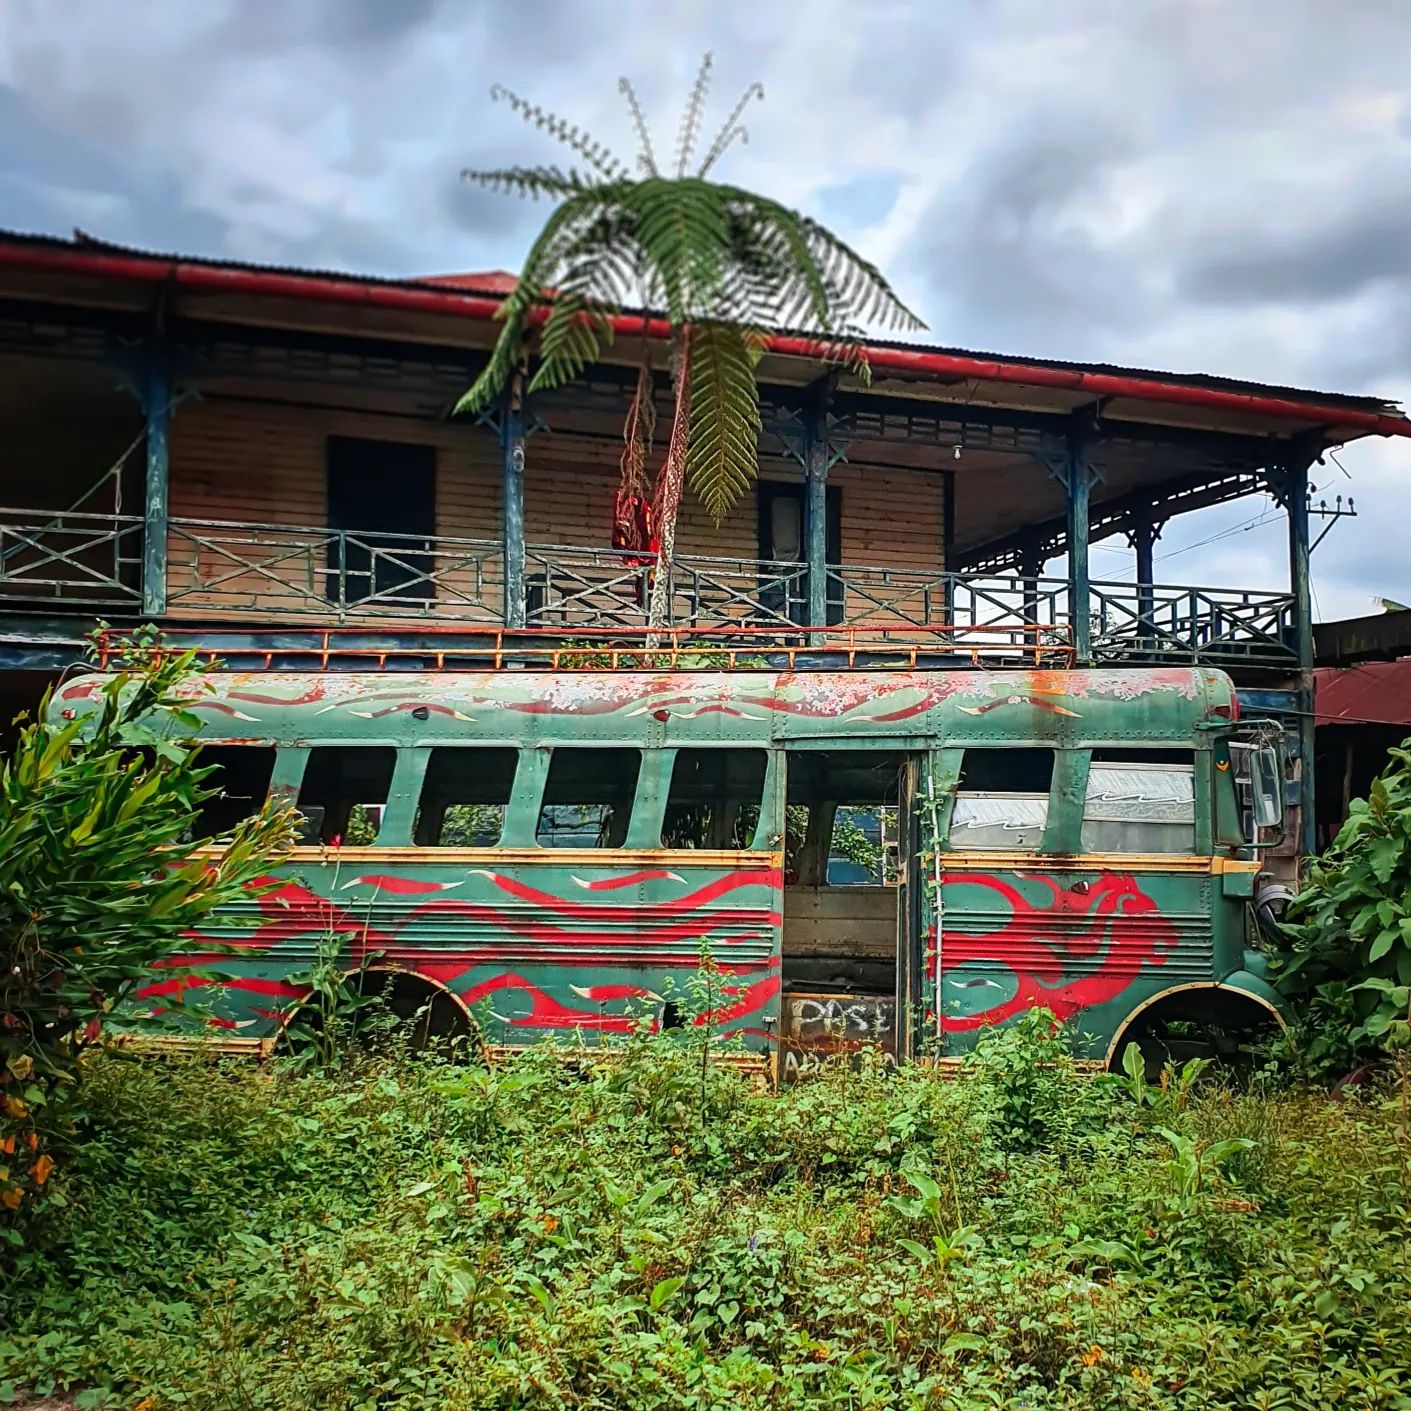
[777,748,923,1075]
[929,745,1204,1059]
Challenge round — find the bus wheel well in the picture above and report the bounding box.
[1107,986,1280,1071]
[354,968,477,1043]
[279,966,477,1053]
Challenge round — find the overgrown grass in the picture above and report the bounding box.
[3,1019,1410,1410]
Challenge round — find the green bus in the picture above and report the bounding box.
[53,664,1288,1073]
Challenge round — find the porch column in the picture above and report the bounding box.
[804,385,830,645]
[141,341,171,620]
[1129,517,1158,645]
[1017,535,1044,654]
[1065,429,1096,665]
[1280,445,1317,858]
[500,378,526,630]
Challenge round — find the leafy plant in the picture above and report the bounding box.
[1277,742,1411,1073]
[456,54,922,630]
[886,1168,981,1272]
[0,630,295,1227]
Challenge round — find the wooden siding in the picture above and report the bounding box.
[160,393,946,626]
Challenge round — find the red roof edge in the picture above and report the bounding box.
[3,240,1409,440]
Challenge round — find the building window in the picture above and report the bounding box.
[193,746,276,837]
[325,436,436,606]
[950,749,1054,851]
[1081,751,1196,854]
[296,747,397,845]
[661,748,768,848]
[414,748,518,847]
[537,748,641,848]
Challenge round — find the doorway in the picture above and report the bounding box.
[778,748,920,1075]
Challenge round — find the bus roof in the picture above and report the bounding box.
[54,667,1236,749]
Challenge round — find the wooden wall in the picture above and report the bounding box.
[158,391,947,626]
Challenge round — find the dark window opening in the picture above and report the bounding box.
[537,748,641,848]
[950,748,1054,851]
[757,482,843,626]
[662,749,768,849]
[194,746,276,837]
[297,746,397,846]
[326,436,436,607]
[1083,749,1196,854]
[414,748,518,847]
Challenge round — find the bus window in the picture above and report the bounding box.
[1082,751,1196,854]
[415,748,518,847]
[537,748,641,848]
[193,746,276,837]
[950,749,1054,851]
[297,747,397,845]
[662,749,768,849]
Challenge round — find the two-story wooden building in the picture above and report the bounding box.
[2,227,1408,862]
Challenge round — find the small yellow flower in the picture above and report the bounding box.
[543,1214,559,1233]
[1081,1344,1104,1367]
[1,1186,22,1211]
[1132,1368,1151,1385]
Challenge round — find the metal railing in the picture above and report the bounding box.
[525,544,810,632]
[0,509,1300,669]
[166,518,503,621]
[0,507,144,607]
[1089,579,1296,666]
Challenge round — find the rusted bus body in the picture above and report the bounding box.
[51,667,1283,1068]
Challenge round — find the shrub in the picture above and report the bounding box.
[0,632,294,1231]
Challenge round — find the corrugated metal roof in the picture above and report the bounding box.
[1316,660,1411,726]
[0,225,1399,416]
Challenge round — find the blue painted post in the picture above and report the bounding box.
[141,344,171,619]
[501,382,526,629]
[1283,449,1316,858]
[1065,432,1093,664]
[804,391,829,644]
[1131,519,1157,647]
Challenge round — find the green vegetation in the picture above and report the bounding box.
[0,632,294,1224]
[3,1014,1409,1410]
[454,54,921,628]
[1276,741,1411,1081]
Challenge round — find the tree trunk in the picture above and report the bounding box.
[646,328,692,645]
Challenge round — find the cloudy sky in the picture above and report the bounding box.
[2,0,1407,619]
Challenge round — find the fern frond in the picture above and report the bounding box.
[698,82,764,177]
[619,77,660,177]
[529,294,617,394]
[675,53,713,178]
[454,188,613,415]
[489,84,627,179]
[686,322,764,523]
[461,165,594,200]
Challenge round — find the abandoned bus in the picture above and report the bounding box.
[52,666,1287,1071]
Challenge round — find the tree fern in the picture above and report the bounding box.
[457,55,924,627]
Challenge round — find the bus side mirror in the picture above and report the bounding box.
[1249,746,1283,830]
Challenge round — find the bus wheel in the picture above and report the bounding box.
[278,968,476,1061]
[1109,989,1280,1079]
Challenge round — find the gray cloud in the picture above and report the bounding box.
[2,0,1410,616]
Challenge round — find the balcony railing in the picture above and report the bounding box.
[0,507,144,607]
[526,545,809,631]
[165,518,504,622]
[0,510,1300,669]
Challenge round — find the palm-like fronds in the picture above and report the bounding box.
[458,60,925,529]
